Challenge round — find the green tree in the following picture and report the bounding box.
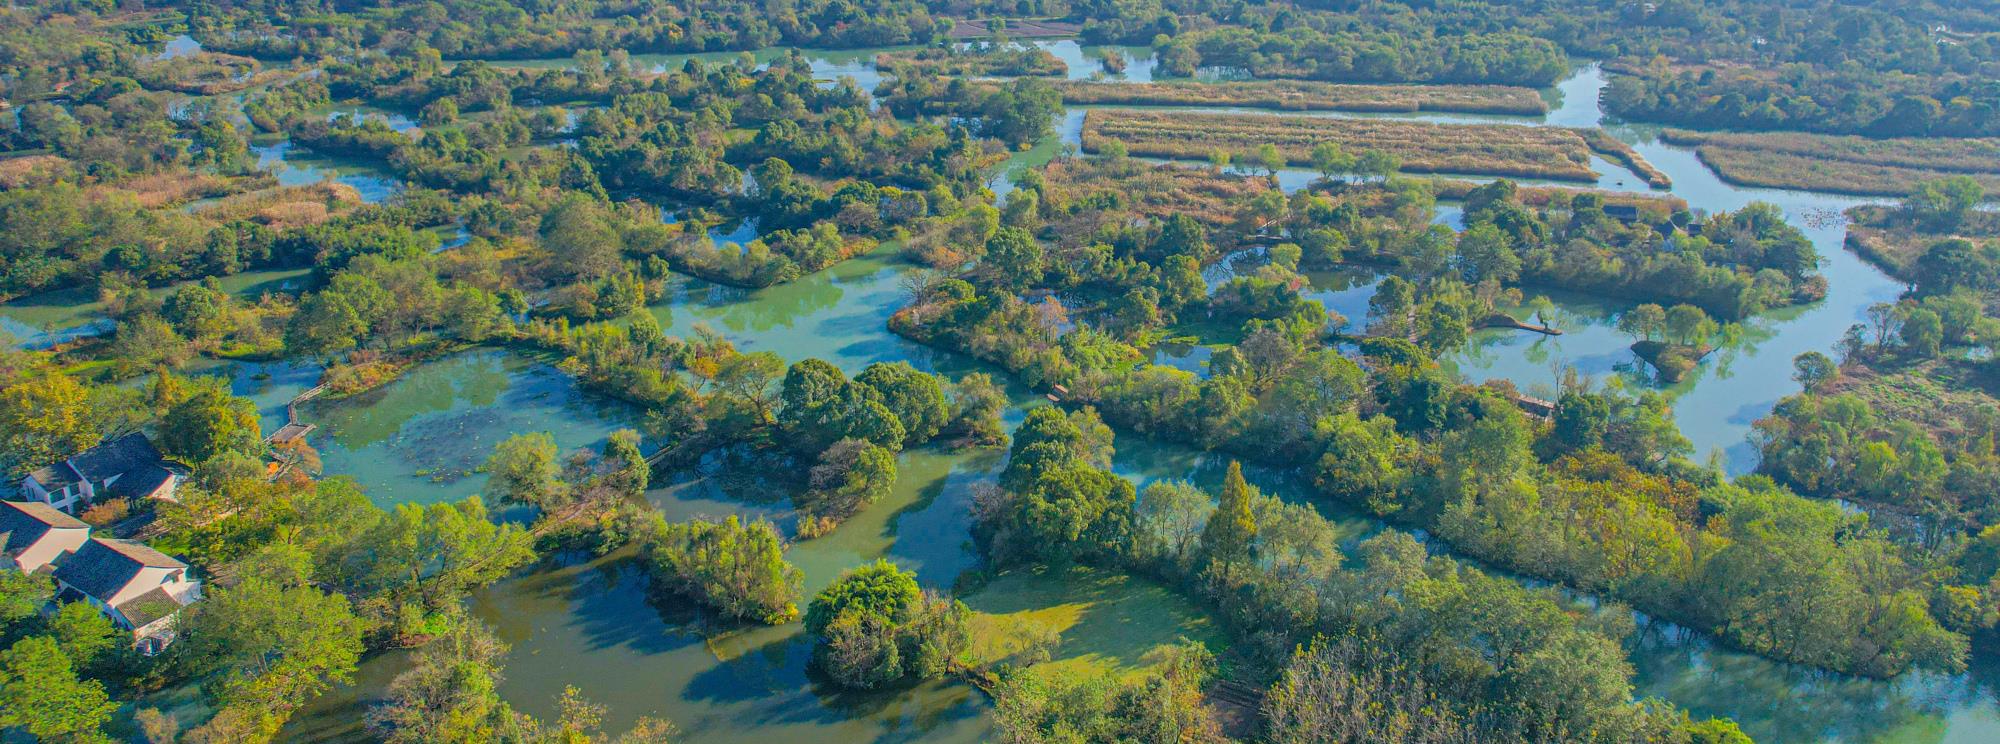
[183,580,366,741]
[159,388,261,464]
[48,603,118,671]
[419,98,459,127]
[540,195,623,282]
[804,560,969,689]
[1618,303,1667,341]
[1134,481,1212,572]
[981,227,1045,291]
[601,429,648,498]
[1663,304,1716,346]
[855,362,949,446]
[1792,351,1837,391]
[946,373,1008,447]
[0,636,116,743]
[1201,461,1256,566]
[645,515,802,624]
[1356,149,1401,181]
[0,373,100,478]
[1314,413,1410,515]
[369,612,510,744]
[1310,141,1354,182]
[0,572,52,640]
[344,498,536,630]
[1901,306,1944,357]
[1255,143,1285,179]
[800,438,896,520]
[485,432,566,508]
[778,359,906,453]
[1906,176,1984,230]
[1206,149,1231,173]
[1457,222,1521,283]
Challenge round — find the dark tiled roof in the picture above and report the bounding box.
[116,586,190,629]
[50,538,184,602]
[27,461,81,489]
[68,433,167,482]
[0,500,86,556]
[106,465,173,500]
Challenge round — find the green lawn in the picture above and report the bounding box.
[962,564,1222,682]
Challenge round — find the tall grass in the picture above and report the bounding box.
[1080,109,1599,181]
[1052,79,1547,116]
[1664,129,2000,197]
[1573,128,1672,188]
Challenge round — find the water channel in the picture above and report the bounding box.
[8,38,1986,743]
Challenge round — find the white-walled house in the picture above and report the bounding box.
[49,537,202,654]
[0,500,90,573]
[19,433,178,515]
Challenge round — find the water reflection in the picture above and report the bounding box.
[253,141,404,203]
[306,350,644,506]
[0,267,310,349]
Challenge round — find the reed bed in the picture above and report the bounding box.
[1689,145,2000,198]
[1044,158,1272,222]
[1663,129,2000,197]
[1843,204,2000,279]
[1663,130,2000,174]
[1051,79,1547,116]
[1081,109,1599,182]
[1427,178,1687,213]
[1572,128,1672,188]
[196,182,363,228]
[875,48,1066,77]
[946,18,1081,39]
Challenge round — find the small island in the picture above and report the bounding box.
[1619,303,1719,382]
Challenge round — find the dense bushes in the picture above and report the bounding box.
[975,411,1697,741]
[638,515,802,625]
[803,560,970,689]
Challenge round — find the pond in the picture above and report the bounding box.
[252,140,405,204]
[301,350,647,507]
[279,339,1247,741]
[0,267,311,349]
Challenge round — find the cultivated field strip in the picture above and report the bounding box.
[1051,79,1547,115]
[1080,109,1600,181]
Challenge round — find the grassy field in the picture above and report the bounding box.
[962,564,1222,682]
[1081,109,1600,181]
[1052,79,1547,116]
[1663,130,2000,198]
[1843,204,2000,279]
